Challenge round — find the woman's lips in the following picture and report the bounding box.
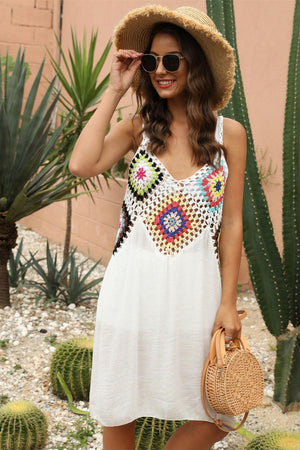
[156,80,175,88]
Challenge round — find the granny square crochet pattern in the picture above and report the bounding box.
[128,150,164,201]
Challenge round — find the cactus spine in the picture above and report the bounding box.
[0,400,48,449]
[135,417,186,450]
[50,336,93,401]
[206,0,300,410]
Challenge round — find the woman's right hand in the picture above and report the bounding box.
[109,49,143,95]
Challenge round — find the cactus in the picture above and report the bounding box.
[244,430,300,450]
[135,417,186,450]
[0,400,48,449]
[50,336,93,401]
[206,0,300,412]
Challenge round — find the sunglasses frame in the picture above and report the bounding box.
[141,53,185,73]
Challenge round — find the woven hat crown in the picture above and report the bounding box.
[174,6,217,31]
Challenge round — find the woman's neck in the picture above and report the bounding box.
[167,96,187,123]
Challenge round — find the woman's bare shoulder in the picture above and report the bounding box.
[222,117,247,164]
[223,117,246,144]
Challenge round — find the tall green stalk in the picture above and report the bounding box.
[48,30,114,263]
[206,0,300,411]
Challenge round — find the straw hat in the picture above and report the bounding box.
[113,5,235,110]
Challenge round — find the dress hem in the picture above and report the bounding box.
[89,410,232,429]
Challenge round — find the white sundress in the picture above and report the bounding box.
[89,115,234,428]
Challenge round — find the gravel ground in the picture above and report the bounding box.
[0,225,299,449]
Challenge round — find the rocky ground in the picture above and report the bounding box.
[0,225,299,449]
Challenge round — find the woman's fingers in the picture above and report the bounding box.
[109,49,143,93]
[115,49,143,64]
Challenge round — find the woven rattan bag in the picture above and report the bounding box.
[201,311,264,431]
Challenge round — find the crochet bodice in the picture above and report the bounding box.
[113,115,228,257]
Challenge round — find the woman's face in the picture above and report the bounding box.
[148,32,188,101]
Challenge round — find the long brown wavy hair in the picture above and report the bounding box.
[134,22,226,167]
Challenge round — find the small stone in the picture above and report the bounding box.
[18,325,28,337]
[265,388,274,398]
[68,303,76,310]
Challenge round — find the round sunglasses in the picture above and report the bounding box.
[141,53,185,73]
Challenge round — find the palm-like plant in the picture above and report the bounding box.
[0,50,81,308]
[48,30,115,263]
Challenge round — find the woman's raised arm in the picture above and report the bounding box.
[69,49,142,178]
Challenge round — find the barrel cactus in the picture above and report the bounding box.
[135,417,186,449]
[0,400,48,449]
[50,336,93,401]
[245,430,300,450]
[206,0,300,411]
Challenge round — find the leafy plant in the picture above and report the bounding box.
[0,55,30,80]
[0,339,9,348]
[257,148,278,185]
[8,238,32,288]
[59,253,102,305]
[0,49,82,308]
[27,242,102,305]
[53,416,96,450]
[206,0,300,411]
[44,334,58,346]
[48,29,115,264]
[27,241,70,303]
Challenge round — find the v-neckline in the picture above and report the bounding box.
[151,152,208,182]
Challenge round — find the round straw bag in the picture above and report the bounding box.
[201,310,264,431]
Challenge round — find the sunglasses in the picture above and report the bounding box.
[141,53,185,73]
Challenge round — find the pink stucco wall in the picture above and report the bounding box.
[0,0,61,97]
[2,0,294,288]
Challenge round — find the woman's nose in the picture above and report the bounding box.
[156,57,167,74]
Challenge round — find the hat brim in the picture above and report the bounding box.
[113,5,235,110]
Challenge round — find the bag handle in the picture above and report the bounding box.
[201,354,249,431]
[201,310,249,431]
[209,310,249,368]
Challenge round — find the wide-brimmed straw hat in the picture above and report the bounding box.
[113,5,235,110]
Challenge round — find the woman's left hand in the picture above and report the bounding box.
[212,303,242,343]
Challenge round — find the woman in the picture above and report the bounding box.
[69,5,247,450]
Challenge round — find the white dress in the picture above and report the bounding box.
[89,115,234,428]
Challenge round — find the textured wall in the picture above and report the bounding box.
[0,0,60,97]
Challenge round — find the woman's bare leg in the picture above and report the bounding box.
[164,420,227,450]
[102,420,136,450]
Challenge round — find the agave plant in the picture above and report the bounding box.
[8,238,33,288]
[0,49,81,308]
[206,0,300,410]
[48,30,116,264]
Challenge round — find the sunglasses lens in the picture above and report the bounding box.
[163,54,180,72]
[141,55,156,72]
